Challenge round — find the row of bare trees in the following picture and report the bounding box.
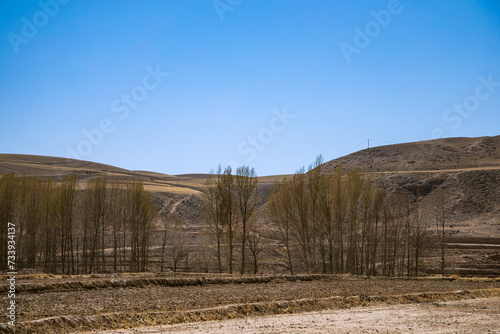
[1,158,445,276]
[0,174,156,274]
[201,165,263,274]
[267,156,434,276]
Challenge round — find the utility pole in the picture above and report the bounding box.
[368,139,372,170]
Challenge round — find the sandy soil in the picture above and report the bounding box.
[96,297,500,334]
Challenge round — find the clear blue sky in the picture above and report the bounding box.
[1,0,499,176]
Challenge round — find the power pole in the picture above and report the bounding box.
[368,139,372,170]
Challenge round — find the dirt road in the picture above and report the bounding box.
[99,298,500,334]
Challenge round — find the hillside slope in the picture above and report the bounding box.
[321,136,500,238]
[323,136,500,173]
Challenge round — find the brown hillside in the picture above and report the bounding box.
[0,154,203,194]
[321,136,500,239]
[323,136,500,173]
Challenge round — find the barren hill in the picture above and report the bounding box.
[323,136,500,173]
[0,154,206,194]
[321,136,500,239]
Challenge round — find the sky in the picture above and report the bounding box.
[1,0,499,176]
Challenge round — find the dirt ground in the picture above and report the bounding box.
[95,298,500,334]
[9,276,500,321]
[3,275,500,333]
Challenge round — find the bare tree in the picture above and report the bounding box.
[411,194,433,277]
[289,168,312,272]
[329,164,347,274]
[82,176,107,273]
[126,179,157,272]
[433,188,447,275]
[247,218,265,274]
[56,174,78,274]
[235,165,259,274]
[201,166,224,273]
[160,211,178,272]
[219,166,238,274]
[41,178,57,273]
[17,176,44,269]
[107,179,127,272]
[0,174,18,271]
[306,155,324,272]
[195,231,213,273]
[345,169,363,273]
[168,226,189,272]
[267,180,295,274]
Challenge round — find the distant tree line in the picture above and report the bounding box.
[201,165,262,274]
[201,156,437,277]
[0,174,156,274]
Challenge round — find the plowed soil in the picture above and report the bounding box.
[99,298,500,334]
[2,274,500,333]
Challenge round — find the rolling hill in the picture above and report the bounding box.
[323,135,500,173]
[1,135,499,238]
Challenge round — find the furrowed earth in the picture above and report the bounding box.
[0,274,499,333]
[95,297,500,334]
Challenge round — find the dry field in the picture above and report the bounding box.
[96,298,500,334]
[1,274,499,333]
